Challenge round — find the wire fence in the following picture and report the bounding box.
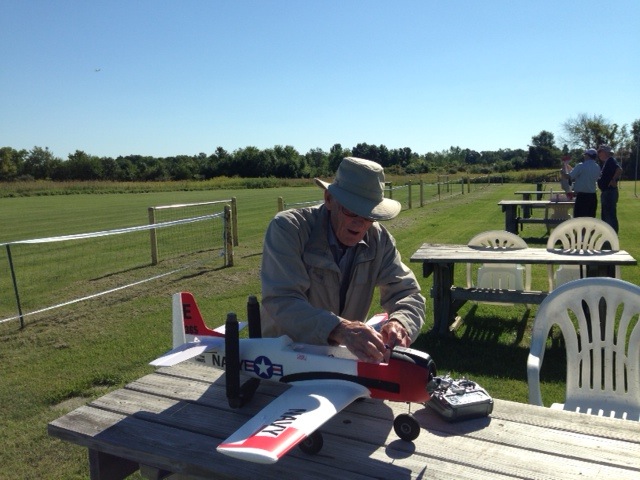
[1,202,234,328]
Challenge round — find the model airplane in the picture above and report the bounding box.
[151,292,437,464]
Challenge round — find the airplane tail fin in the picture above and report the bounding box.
[172,292,224,348]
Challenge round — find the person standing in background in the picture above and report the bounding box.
[562,149,601,217]
[597,144,622,232]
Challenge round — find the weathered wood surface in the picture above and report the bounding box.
[499,200,574,206]
[410,243,637,267]
[49,362,640,480]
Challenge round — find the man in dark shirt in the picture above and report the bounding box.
[596,144,622,233]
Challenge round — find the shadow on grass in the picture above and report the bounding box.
[414,308,567,384]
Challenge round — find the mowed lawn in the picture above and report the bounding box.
[0,181,638,479]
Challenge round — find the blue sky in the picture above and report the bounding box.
[2,1,638,159]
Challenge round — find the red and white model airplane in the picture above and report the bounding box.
[151,292,437,464]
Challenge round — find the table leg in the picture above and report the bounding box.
[587,264,617,279]
[522,194,531,218]
[431,263,454,335]
[502,204,518,234]
[89,449,138,480]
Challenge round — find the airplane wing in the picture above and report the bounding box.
[217,379,370,464]
[150,336,224,367]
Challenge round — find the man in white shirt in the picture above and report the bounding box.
[563,148,601,217]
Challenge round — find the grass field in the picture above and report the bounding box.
[0,180,638,479]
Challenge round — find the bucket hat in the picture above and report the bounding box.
[314,157,401,221]
[597,144,613,154]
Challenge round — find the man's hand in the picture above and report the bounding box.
[380,319,411,350]
[329,319,386,363]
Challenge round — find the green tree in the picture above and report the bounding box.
[305,148,328,177]
[99,157,119,181]
[328,144,350,173]
[531,130,556,149]
[114,156,138,181]
[270,145,304,178]
[352,143,379,163]
[526,131,561,168]
[62,150,104,180]
[205,147,232,178]
[389,147,415,170]
[22,147,62,179]
[561,113,629,149]
[0,147,26,180]
[619,119,640,179]
[234,146,267,177]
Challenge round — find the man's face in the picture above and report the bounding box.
[325,192,373,247]
[598,150,608,161]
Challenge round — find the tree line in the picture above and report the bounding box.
[2,114,638,182]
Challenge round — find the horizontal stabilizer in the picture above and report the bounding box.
[150,337,224,367]
[213,321,248,335]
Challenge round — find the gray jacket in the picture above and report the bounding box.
[260,205,425,344]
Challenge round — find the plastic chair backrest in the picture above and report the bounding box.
[527,277,640,420]
[546,218,620,290]
[466,230,531,291]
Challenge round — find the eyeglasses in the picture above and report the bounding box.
[338,203,374,222]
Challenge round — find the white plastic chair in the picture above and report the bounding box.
[546,217,620,291]
[466,231,531,303]
[527,277,640,420]
[545,192,572,234]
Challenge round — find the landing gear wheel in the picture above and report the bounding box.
[394,413,420,441]
[299,430,324,455]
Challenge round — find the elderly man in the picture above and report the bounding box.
[562,148,601,218]
[260,157,425,363]
[597,144,622,232]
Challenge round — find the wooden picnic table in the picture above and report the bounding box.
[410,243,637,335]
[48,361,640,479]
[499,199,574,234]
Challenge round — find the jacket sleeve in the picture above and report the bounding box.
[260,213,342,344]
[376,231,426,342]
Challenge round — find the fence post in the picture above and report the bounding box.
[231,197,239,246]
[6,244,25,329]
[148,207,158,266]
[277,197,285,212]
[420,179,424,207]
[387,182,393,199]
[407,181,412,209]
[224,205,234,267]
